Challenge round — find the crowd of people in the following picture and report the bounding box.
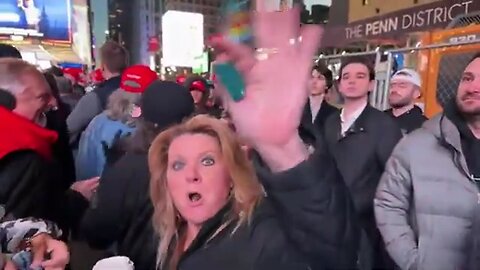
[0,4,479,270]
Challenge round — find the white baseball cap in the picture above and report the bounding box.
[391,68,422,87]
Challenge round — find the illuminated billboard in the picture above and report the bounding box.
[162,11,204,68]
[0,0,71,41]
[71,0,92,64]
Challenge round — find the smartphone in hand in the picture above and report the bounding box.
[213,0,253,102]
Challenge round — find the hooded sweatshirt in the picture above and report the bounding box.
[0,107,58,160]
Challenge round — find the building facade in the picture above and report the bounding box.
[90,0,108,65]
[349,0,441,22]
[108,0,161,66]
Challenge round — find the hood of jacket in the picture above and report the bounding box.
[422,113,462,150]
[423,100,477,151]
[0,107,58,160]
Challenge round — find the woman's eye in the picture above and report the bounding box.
[201,157,215,166]
[172,161,185,171]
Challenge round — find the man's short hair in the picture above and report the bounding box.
[0,88,16,110]
[339,56,375,81]
[468,52,480,65]
[100,41,128,74]
[312,62,333,90]
[46,66,64,77]
[0,44,22,59]
[0,58,41,95]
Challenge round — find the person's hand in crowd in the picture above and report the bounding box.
[27,234,69,270]
[210,0,323,172]
[30,233,48,268]
[70,177,100,201]
[4,260,17,270]
[40,238,69,270]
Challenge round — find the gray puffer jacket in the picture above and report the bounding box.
[375,114,480,270]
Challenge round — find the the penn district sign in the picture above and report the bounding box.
[344,0,479,41]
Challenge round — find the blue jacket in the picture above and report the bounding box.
[75,112,134,180]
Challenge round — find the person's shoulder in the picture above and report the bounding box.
[89,112,108,125]
[325,109,340,124]
[324,102,340,113]
[75,91,100,107]
[402,123,437,145]
[109,151,149,176]
[121,152,148,164]
[367,106,394,120]
[0,150,51,188]
[0,150,48,167]
[248,201,283,241]
[366,106,400,128]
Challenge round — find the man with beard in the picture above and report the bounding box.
[385,69,427,134]
[375,53,480,270]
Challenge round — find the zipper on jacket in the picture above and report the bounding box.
[471,175,480,204]
[451,149,480,204]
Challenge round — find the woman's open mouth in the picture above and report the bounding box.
[188,192,203,204]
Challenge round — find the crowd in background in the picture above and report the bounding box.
[0,5,479,270]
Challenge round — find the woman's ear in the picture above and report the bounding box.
[130,105,142,118]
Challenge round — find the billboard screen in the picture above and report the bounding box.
[162,11,204,68]
[0,0,71,41]
[71,0,91,64]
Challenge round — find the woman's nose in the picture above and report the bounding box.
[185,165,201,183]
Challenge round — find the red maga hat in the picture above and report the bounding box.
[121,65,158,94]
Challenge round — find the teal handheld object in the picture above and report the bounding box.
[213,62,245,102]
[221,0,253,46]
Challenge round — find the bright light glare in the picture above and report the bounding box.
[0,13,21,22]
[162,11,204,68]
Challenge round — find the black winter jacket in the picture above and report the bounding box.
[324,105,402,269]
[81,134,359,270]
[168,135,359,270]
[0,150,89,234]
[80,152,158,270]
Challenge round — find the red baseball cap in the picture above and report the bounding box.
[121,65,158,93]
[190,80,207,92]
[63,67,82,84]
[176,74,186,85]
[91,68,104,83]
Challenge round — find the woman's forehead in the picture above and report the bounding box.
[169,134,221,154]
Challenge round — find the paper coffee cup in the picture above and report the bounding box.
[92,256,134,270]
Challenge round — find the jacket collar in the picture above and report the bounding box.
[338,104,372,139]
[424,102,465,153]
[174,202,234,266]
[386,105,424,118]
[0,107,58,160]
[423,113,472,180]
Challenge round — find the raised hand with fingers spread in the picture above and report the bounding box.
[210,1,323,171]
